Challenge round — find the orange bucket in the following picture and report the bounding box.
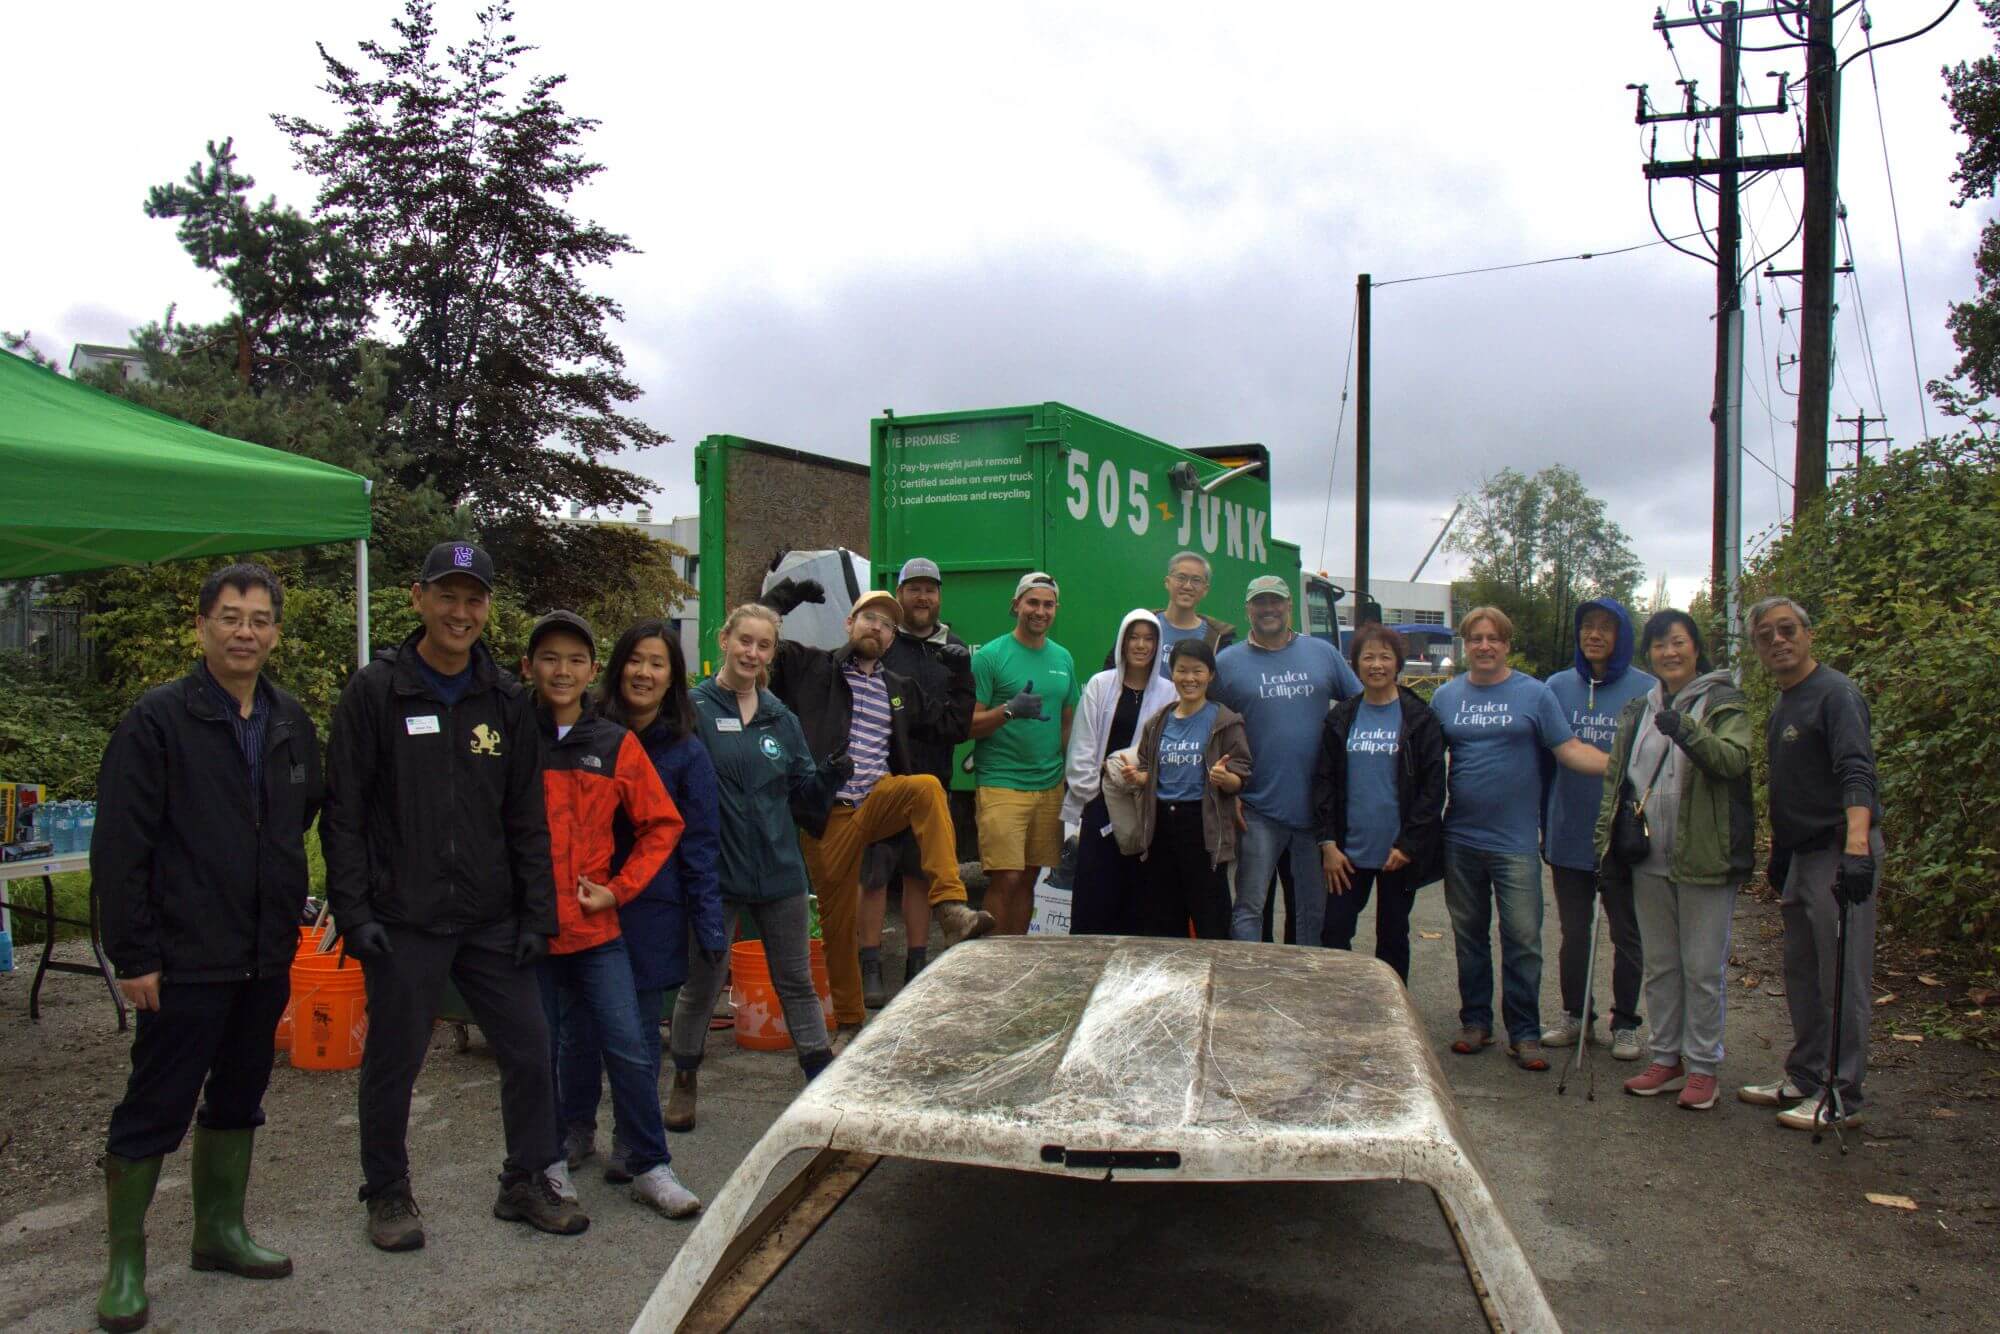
[275,927,329,1052]
[730,938,834,1051]
[289,951,368,1070]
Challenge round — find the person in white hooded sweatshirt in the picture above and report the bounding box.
[1063,610,1177,934]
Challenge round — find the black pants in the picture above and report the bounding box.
[1071,796,1145,935]
[106,973,291,1161]
[1141,800,1231,940]
[1552,864,1643,1030]
[358,919,558,1197]
[1322,866,1420,982]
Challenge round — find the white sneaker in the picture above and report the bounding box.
[1737,1077,1810,1107]
[1776,1096,1866,1132]
[1541,1013,1587,1048]
[544,1158,580,1203]
[631,1163,701,1219]
[1610,1027,1645,1062]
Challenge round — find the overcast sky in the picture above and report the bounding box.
[6,1,1990,598]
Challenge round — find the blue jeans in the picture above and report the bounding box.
[1442,842,1545,1044]
[536,938,668,1175]
[1231,809,1326,947]
[559,985,665,1154]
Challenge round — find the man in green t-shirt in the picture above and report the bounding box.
[970,572,1079,933]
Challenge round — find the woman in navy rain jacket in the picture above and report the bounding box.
[559,621,724,1178]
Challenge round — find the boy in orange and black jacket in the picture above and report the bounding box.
[521,611,698,1219]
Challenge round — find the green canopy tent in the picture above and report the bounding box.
[0,349,376,664]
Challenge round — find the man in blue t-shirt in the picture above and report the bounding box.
[1541,599,1654,1058]
[1430,607,1607,1070]
[1213,575,1362,947]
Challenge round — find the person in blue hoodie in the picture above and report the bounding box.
[1541,598,1654,1060]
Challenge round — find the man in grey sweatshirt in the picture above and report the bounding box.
[1738,596,1883,1130]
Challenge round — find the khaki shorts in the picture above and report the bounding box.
[976,785,1065,872]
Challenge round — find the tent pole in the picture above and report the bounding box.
[356,538,370,668]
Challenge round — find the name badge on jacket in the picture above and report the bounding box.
[406,715,442,736]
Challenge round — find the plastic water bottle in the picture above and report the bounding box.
[77,802,96,851]
[53,803,78,855]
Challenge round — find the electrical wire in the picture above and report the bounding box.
[1371,234,1708,288]
[1836,211,1890,417]
[1864,22,1935,440]
[1315,294,1358,572]
[1839,0,1960,72]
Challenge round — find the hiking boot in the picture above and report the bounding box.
[1611,1027,1645,1062]
[1450,1026,1494,1055]
[1776,1097,1866,1132]
[97,1153,162,1334]
[933,900,995,948]
[365,1182,425,1252]
[544,1159,579,1204]
[493,1173,589,1235]
[602,1136,635,1185]
[1623,1062,1687,1097]
[664,1069,697,1134]
[1738,1077,1810,1107]
[188,1127,291,1279]
[1541,1013,1587,1048]
[1677,1073,1720,1110]
[563,1125,596,1170]
[631,1164,702,1219]
[1508,1039,1551,1072]
[862,956,887,1009]
[904,950,929,984]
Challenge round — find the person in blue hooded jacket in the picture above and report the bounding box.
[1540,598,1654,1059]
[563,620,726,1167]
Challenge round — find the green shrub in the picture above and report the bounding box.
[0,653,113,799]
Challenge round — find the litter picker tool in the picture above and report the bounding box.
[1557,889,1604,1099]
[1812,895,1852,1153]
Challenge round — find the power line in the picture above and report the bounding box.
[1371,233,1707,288]
[1839,0,1960,71]
[1863,16,1934,440]
[1836,212,1889,416]
[1315,293,1358,571]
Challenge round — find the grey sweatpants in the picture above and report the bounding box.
[1781,832,1882,1109]
[1630,871,1738,1076]
[669,894,832,1076]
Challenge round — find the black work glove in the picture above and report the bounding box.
[343,921,393,961]
[821,744,854,789]
[514,929,551,968]
[1652,708,1683,740]
[1835,853,1876,905]
[1002,684,1043,720]
[763,577,826,615]
[937,641,971,670]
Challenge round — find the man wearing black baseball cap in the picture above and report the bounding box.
[323,541,583,1251]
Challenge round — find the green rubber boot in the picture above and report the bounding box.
[188,1127,292,1279]
[97,1153,162,1333]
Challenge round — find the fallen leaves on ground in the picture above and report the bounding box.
[1419,931,1442,940]
[1865,1193,1918,1211]
[1932,1107,1961,1119]
[1876,993,1899,1006]
[1892,1033,1925,1043]
[1918,974,1945,988]
[1741,974,1762,988]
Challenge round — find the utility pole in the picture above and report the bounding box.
[1355,273,1371,617]
[1795,0,1840,515]
[1830,413,1890,474]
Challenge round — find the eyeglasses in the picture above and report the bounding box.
[1754,622,1804,643]
[854,610,897,630]
[210,613,276,632]
[1168,573,1209,588]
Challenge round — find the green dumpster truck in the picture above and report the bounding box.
[695,403,1337,687]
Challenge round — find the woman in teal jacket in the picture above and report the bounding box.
[1595,610,1754,1112]
[665,604,845,1132]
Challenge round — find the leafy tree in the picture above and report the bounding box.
[1447,465,1642,673]
[143,138,369,392]
[272,0,668,541]
[1943,0,2000,406]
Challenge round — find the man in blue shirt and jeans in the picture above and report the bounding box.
[1214,575,1362,947]
[1430,606,1607,1071]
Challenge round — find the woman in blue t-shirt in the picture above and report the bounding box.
[1126,640,1252,939]
[1309,624,1446,982]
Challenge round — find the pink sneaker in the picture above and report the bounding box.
[1677,1073,1718,1110]
[1623,1062,1686,1097]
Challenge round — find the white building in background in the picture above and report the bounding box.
[1327,575,1453,629]
[67,343,148,382]
[558,503,701,667]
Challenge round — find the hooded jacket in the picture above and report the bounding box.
[1593,669,1755,887]
[1309,685,1447,889]
[689,677,839,903]
[534,706,684,956]
[1063,609,1179,825]
[1101,610,1236,671]
[95,668,323,983]
[1541,598,1655,871]
[323,631,556,937]
[880,619,974,784]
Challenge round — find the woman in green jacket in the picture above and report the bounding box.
[666,604,846,1131]
[1595,610,1754,1111]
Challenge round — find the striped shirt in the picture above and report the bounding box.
[838,660,893,803]
[202,663,271,819]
